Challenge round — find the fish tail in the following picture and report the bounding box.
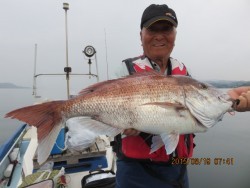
[5,100,65,140]
[5,100,66,164]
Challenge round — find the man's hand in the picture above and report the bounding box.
[228,87,250,112]
[122,128,140,136]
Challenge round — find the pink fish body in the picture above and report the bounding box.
[5,72,233,164]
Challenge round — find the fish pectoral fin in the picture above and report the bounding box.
[160,132,179,155]
[143,102,186,110]
[150,135,164,154]
[67,117,123,137]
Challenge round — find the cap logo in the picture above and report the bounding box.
[165,12,175,19]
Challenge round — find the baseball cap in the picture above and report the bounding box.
[140,4,178,29]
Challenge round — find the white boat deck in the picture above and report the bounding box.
[0,126,116,188]
[25,127,115,187]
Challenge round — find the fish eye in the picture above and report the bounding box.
[199,83,208,89]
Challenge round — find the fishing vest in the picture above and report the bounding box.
[112,55,195,162]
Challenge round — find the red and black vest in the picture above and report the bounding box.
[112,55,195,162]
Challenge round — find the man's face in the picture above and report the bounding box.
[140,20,177,61]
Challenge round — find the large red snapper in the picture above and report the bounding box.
[5,71,234,164]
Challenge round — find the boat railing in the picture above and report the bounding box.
[0,124,27,165]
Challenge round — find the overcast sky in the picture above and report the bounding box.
[1,0,250,98]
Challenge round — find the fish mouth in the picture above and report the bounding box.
[227,98,240,111]
[217,93,234,110]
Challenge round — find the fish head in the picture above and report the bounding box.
[177,76,233,128]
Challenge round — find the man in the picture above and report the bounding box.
[114,4,250,188]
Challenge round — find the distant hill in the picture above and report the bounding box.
[205,80,250,88]
[0,83,29,89]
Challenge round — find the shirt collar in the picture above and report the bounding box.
[146,56,169,75]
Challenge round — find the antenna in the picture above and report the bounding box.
[63,2,70,99]
[94,53,99,82]
[32,44,41,98]
[32,4,99,99]
[104,28,109,80]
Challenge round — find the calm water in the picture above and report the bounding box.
[0,88,34,144]
[0,88,249,187]
[188,112,250,188]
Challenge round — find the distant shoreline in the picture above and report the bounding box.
[0,83,29,89]
[205,80,250,88]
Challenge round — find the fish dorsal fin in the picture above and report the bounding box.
[79,80,118,95]
[78,70,165,95]
[130,70,164,77]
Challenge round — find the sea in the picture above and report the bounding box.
[0,88,250,188]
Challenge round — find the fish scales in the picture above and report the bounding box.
[5,71,234,164]
[61,75,197,134]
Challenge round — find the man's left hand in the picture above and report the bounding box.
[228,87,250,112]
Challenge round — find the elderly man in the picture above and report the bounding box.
[114,4,250,188]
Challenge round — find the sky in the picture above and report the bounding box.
[1,0,250,98]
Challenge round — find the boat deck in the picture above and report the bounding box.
[33,137,108,173]
[0,126,115,188]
